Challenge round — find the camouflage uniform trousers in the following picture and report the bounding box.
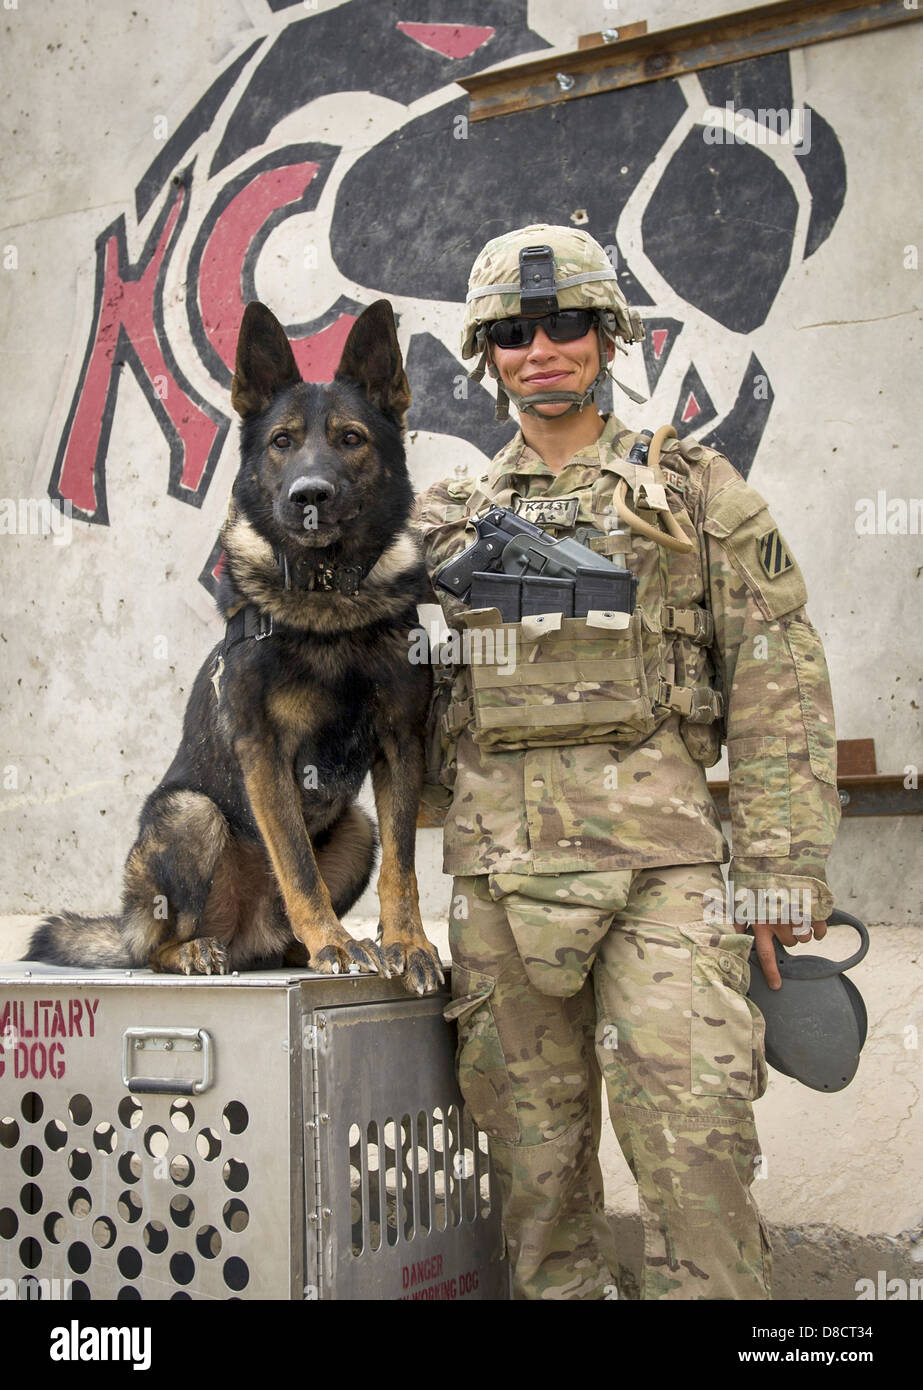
[445,863,772,1300]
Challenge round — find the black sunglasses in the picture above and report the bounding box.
[486,308,596,349]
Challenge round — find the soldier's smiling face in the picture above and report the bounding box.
[488,314,610,417]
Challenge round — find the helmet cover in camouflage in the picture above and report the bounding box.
[461,223,644,360]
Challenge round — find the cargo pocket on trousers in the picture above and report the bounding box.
[680,928,767,1101]
[443,967,521,1143]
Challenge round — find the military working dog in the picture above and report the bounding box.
[28,300,443,994]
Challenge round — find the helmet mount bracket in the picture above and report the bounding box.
[518,245,558,316]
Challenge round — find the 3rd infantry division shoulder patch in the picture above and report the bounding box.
[758,528,794,578]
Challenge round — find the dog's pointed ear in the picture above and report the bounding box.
[231,302,301,418]
[335,301,411,425]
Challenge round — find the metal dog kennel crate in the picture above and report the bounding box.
[0,962,508,1300]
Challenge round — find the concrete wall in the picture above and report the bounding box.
[0,0,921,1285]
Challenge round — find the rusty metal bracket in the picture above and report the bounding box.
[460,0,920,123]
[577,23,649,50]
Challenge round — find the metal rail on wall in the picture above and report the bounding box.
[458,0,921,123]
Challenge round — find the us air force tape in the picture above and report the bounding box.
[660,466,686,494]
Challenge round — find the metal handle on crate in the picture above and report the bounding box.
[121,1026,214,1095]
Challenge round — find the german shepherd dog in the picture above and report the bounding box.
[28,300,444,994]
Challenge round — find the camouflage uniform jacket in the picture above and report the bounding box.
[413,414,841,918]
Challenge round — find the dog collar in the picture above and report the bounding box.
[275,550,367,596]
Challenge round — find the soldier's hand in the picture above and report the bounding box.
[751,918,829,990]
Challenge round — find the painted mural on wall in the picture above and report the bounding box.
[45,0,847,597]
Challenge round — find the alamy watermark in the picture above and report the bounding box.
[408,620,517,674]
[855,1271,923,1300]
[704,882,813,928]
[855,490,922,535]
[701,102,812,156]
[50,1320,152,1370]
[0,1276,73,1300]
[0,497,72,546]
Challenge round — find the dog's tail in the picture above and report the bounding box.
[26,913,132,969]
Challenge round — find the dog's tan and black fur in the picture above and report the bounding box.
[28,300,443,993]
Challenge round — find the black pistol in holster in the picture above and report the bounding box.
[434,506,637,621]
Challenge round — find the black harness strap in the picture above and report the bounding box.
[222,605,274,655]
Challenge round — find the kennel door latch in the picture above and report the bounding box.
[121,1026,215,1096]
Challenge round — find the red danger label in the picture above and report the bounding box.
[0,997,99,1079]
[400,1256,480,1300]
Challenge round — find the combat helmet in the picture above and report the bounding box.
[461,224,645,420]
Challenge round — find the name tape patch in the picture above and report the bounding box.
[511,495,580,528]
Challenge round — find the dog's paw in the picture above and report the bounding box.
[311,936,389,978]
[168,938,229,976]
[381,935,445,996]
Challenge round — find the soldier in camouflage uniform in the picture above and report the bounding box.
[413,226,840,1300]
